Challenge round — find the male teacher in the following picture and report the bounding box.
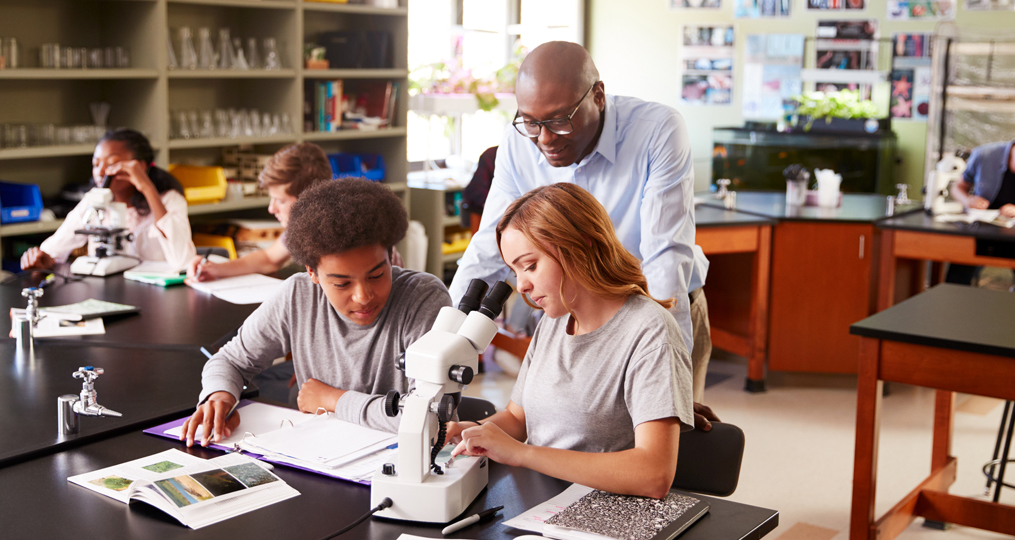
[450,41,713,403]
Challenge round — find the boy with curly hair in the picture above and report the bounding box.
[181,180,451,445]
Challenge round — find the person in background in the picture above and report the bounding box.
[449,41,714,407]
[187,142,402,281]
[180,179,450,446]
[21,129,196,271]
[448,184,694,499]
[946,139,1015,285]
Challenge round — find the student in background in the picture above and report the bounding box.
[21,129,196,270]
[448,184,694,499]
[187,142,402,281]
[946,139,1015,285]
[181,179,449,446]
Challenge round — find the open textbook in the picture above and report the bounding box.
[187,273,283,305]
[68,449,299,529]
[935,209,1015,228]
[146,400,397,484]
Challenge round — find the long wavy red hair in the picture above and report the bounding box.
[495,183,673,322]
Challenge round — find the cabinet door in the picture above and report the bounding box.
[768,222,875,374]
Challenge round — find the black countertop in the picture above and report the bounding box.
[696,204,776,228]
[698,191,922,223]
[850,284,1015,358]
[0,342,210,467]
[0,429,779,540]
[0,272,258,351]
[877,211,1015,242]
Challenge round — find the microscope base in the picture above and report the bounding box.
[370,454,488,523]
[70,256,139,276]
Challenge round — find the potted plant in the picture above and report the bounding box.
[791,90,888,134]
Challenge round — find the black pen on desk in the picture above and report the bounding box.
[441,505,503,535]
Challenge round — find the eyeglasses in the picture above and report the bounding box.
[512,83,597,138]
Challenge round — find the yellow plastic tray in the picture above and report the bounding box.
[168,164,227,205]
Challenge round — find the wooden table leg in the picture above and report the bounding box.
[746,225,771,393]
[877,230,897,312]
[932,390,956,472]
[851,337,884,540]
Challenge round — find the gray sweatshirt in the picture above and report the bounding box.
[198,266,452,432]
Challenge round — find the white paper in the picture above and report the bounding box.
[124,261,184,278]
[242,413,396,466]
[189,274,283,305]
[503,484,595,534]
[13,315,105,338]
[164,401,311,447]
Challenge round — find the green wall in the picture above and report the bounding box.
[587,0,1015,192]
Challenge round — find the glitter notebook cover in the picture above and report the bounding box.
[543,489,710,540]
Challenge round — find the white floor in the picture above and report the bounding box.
[464,348,1014,540]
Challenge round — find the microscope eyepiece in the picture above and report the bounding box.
[478,281,512,320]
[457,279,489,314]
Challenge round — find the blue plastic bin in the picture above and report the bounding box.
[328,153,386,182]
[0,181,43,225]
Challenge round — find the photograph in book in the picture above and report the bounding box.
[224,463,279,488]
[189,469,246,497]
[90,475,134,492]
[143,460,184,474]
[154,476,213,508]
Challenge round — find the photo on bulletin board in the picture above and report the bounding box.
[681,25,735,106]
[891,32,933,121]
[887,0,955,19]
[809,0,866,10]
[736,0,792,18]
[814,20,878,78]
[965,0,1014,10]
[743,34,804,119]
[670,0,722,9]
[682,74,733,105]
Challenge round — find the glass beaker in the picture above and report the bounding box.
[263,38,281,70]
[246,38,261,70]
[217,29,234,70]
[198,28,216,70]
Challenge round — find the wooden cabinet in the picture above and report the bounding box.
[768,222,877,374]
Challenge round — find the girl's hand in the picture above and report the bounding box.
[106,160,155,193]
[21,247,55,271]
[451,422,526,467]
[445,421,479,445]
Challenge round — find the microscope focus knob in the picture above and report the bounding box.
[383,390,400,417]
[437,395,455,423]
[449,365,474,385]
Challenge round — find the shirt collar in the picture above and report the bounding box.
[533,95,618,167]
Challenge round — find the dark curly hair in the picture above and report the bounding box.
[96,128,185,217]
[285,179,407,270]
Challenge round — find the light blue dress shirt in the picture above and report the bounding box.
[449,94,708,353]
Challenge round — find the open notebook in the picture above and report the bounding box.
[187,273,283,305]
[146,400,397,484]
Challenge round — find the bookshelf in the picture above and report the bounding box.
[0,0,409,262]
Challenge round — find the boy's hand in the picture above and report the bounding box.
[693,402,720,432]
[968,196,990,210]
[297,378,345,414]
[180,392,239,447]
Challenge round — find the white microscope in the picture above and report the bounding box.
[371,279,512,523]
[924,153,967,215]
[69,175,139,276]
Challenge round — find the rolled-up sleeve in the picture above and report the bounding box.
[148,190,197,269]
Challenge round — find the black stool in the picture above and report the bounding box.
[984,400,1015,502]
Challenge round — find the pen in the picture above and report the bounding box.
[195,254,208,281]
[441,505,503,535]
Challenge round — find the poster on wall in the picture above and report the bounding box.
[965,0,1014,10]
[813,21,878,98]
[891,33,933,120]
[808,0,866,11]
[681,26,734,105]
[887,0,955,19]
[743,34,805,119]
[670,0,722,9]
[736,0,792,18]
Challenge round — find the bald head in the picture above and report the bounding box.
[517,42,599,96]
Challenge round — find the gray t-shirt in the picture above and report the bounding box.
[510,294,694,453]
[199,266,451,432]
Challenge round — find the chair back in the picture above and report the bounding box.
[672,422,745,497]
[457,397,496,422]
